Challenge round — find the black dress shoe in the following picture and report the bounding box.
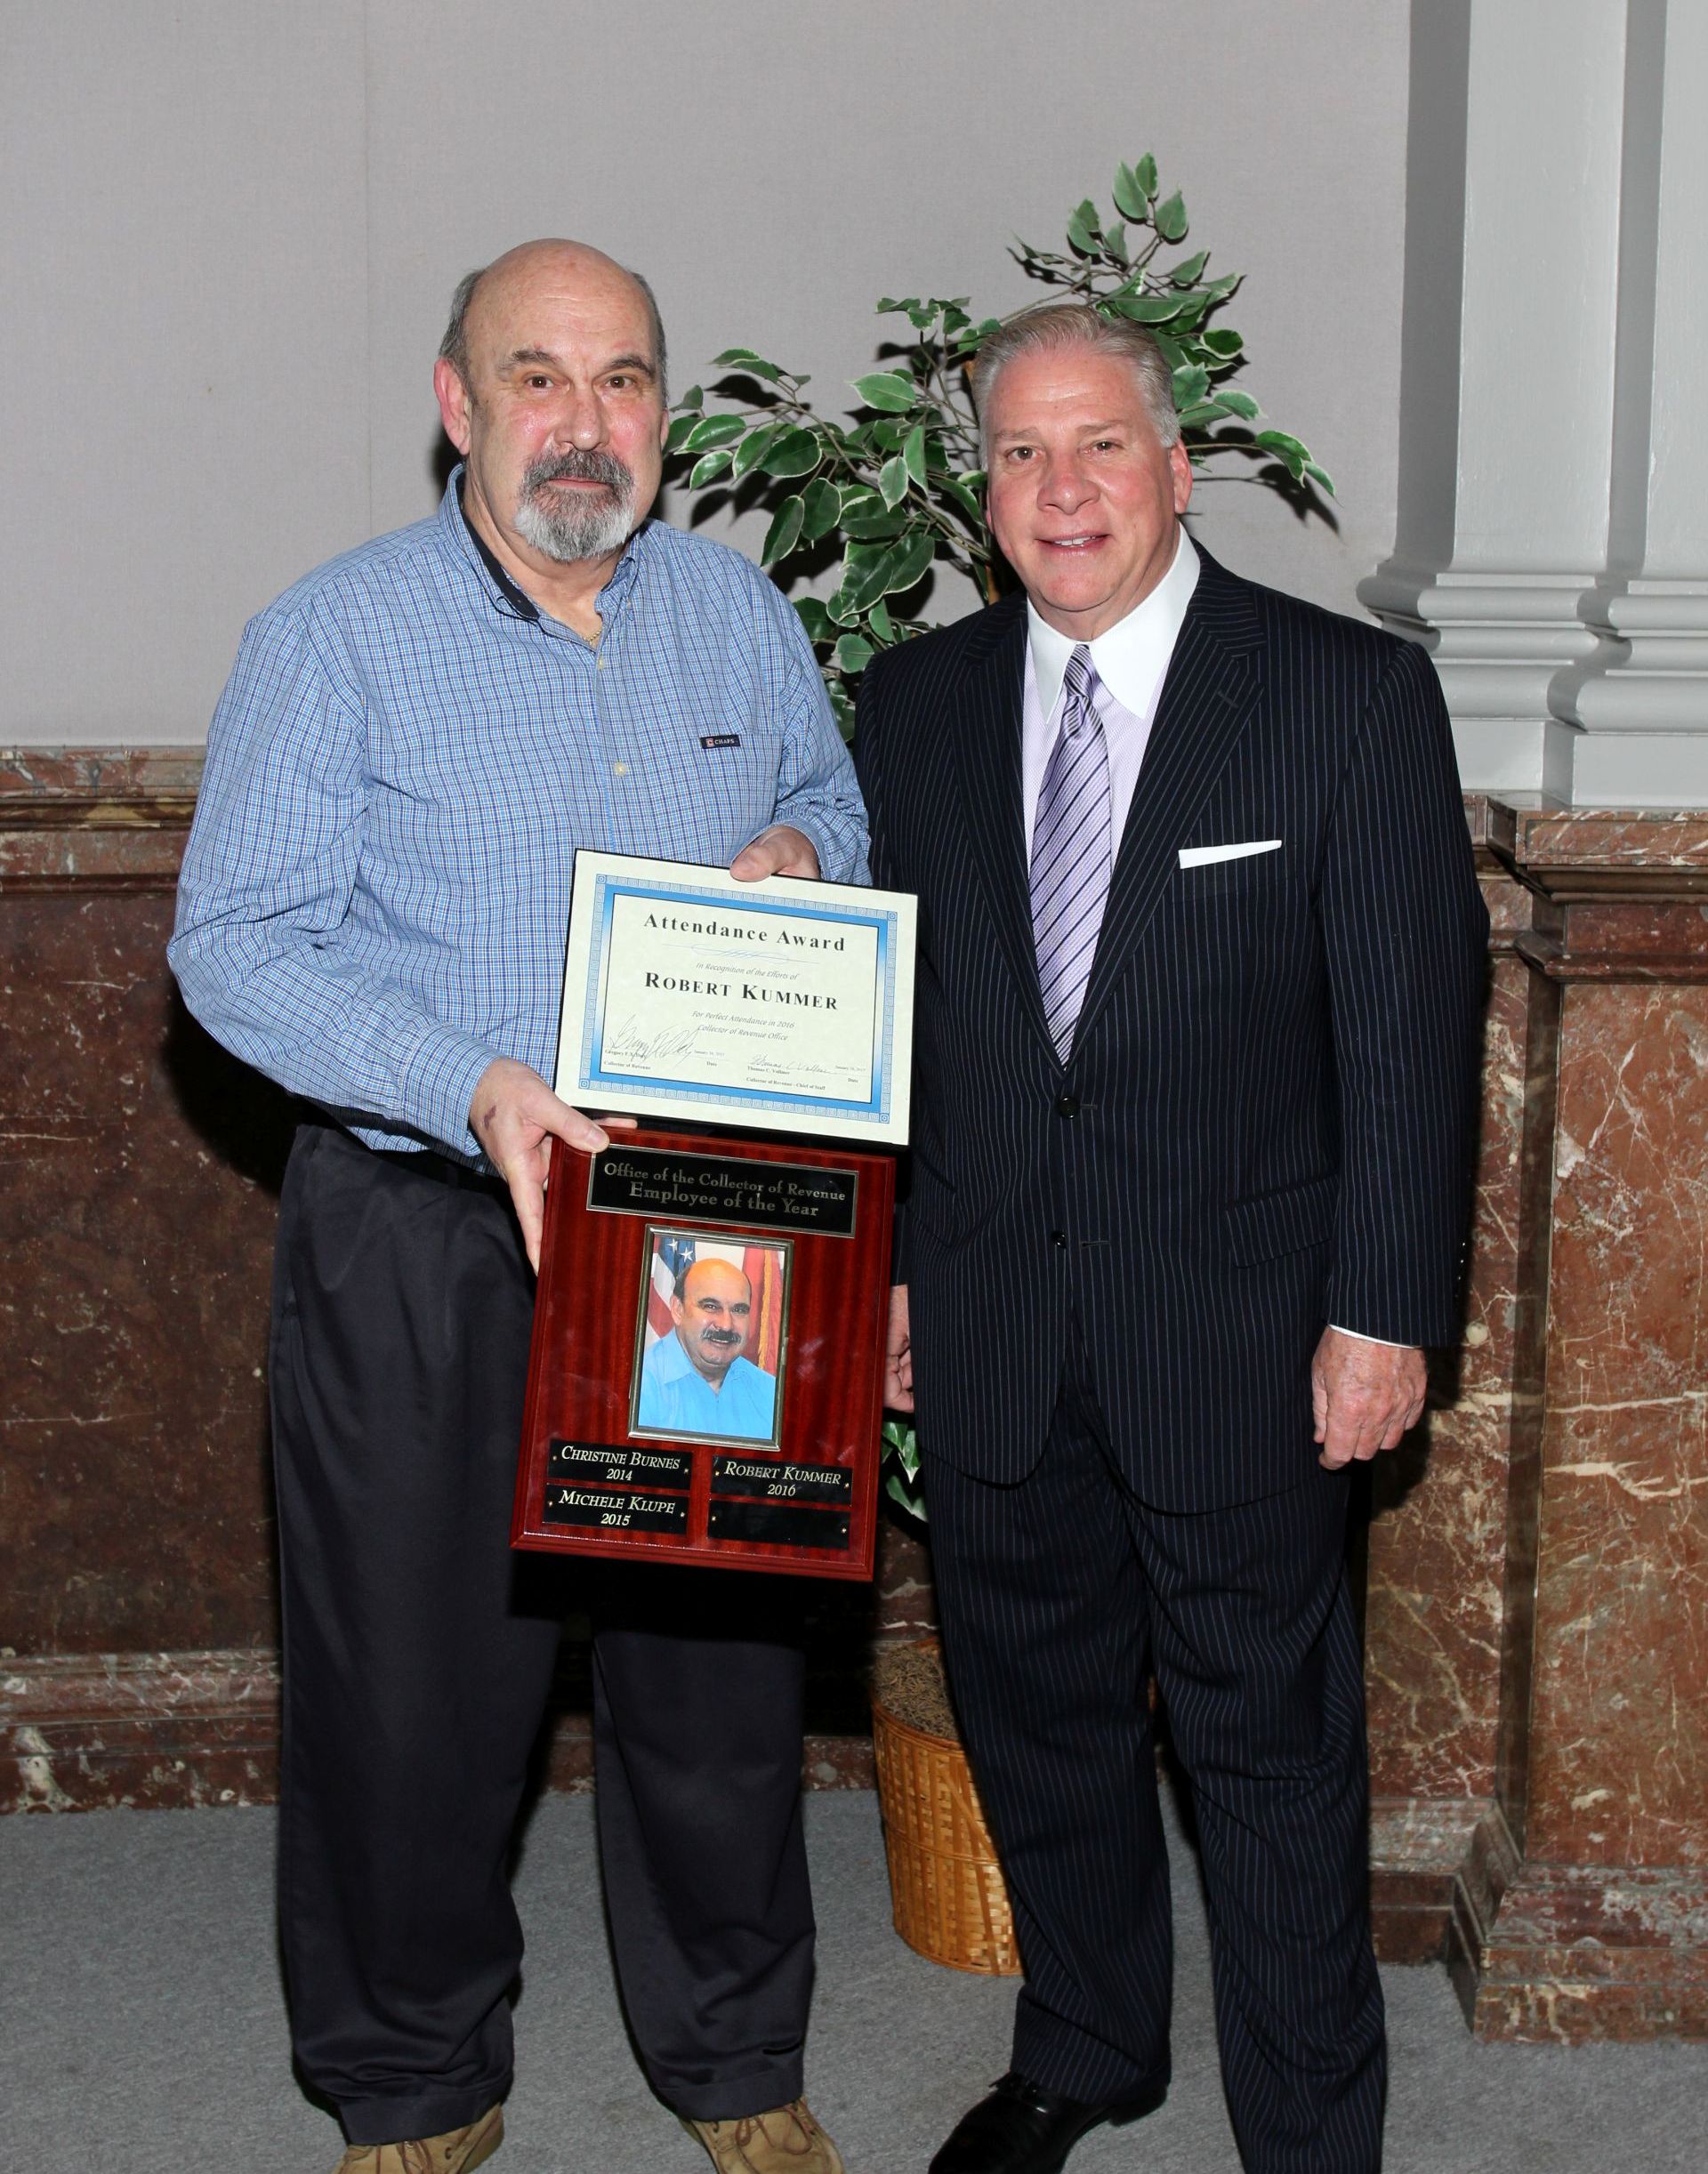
[927,2070,1164,2174]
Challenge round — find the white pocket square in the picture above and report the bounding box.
[1178,839,1282,869]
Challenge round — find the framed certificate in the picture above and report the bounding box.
[554,851,915,1146]
[512,1130,892,1581]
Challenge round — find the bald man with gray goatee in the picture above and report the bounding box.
[172,240,863,2174]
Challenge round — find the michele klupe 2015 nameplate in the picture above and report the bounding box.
[552,850,915,1146]
[511,1131,893,1581]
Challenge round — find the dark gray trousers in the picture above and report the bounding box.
[270,1124,814,2146]
[924,1328,1385,2173]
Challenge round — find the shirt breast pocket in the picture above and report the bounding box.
[685,722,784,833]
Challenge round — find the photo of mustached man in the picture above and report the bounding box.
[633,1230,786,1445]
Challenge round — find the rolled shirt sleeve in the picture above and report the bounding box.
[170,607,498,1157]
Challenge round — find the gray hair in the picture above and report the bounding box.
[972,302,1180,462]
[438,259,668,401]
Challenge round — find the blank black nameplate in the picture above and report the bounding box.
[548,1439,693,1488]
[544,1486,689,1534]
[706,1500,851,1550]
[711,1456,854,1506]
[587,1146,858,1238]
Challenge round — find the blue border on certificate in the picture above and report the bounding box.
[576,874,898,1123]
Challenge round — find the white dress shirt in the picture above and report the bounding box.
[1019,525,1398,1352]
[1021,527,1199,858]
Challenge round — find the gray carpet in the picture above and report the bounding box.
[2,1783,1703,2172]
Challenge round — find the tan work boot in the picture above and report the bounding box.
[333,2103,504,2173]
[681,2098,845,2174]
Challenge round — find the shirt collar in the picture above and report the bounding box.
[1026,527,1201,720]
[438,463,651,628]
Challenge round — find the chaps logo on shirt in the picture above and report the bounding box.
[699,733,742,750]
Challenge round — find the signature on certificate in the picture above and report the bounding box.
[601,1014,707,1067]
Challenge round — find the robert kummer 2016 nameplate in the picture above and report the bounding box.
[554,850,915,1145]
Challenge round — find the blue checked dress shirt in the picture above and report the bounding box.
[169,470,869,1162]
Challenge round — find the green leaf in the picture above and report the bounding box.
[710,348,785,381]
[850,370,917,414]
[800,477,842,544]
[1254,428,1309,479]
[1304,461,1337,498]
[1172,364,1211,410]
[1216,388,1261,420]
[1178,400,1230,429]
[730,423,784,480]
[1104,291,1188,325]
[683,412,745,452]
[761,495,806,566]
[1168,250,1210,287]
[867,599,896,643]
[1154,189,1189,243]
[834,632,874,674]
[1104,221,1129,266]
[939,473,984,524]
[841,501,908,541]
[878,455,910,511]
[688,447,733,488]
[1202,326,1244,359]
[1112,161,1148,221]
[1067,197,1101,254]
[675,385,705,413]
[1134,153,1159,201]
[794,597,833,641]
[664,412,702,455]
[760,426,821,478]
[856,529,935,609]
[903,423,929,488]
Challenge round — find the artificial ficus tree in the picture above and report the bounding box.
[668,156,1333,740]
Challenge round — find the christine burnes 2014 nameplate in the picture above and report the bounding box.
[555,851,915,1145]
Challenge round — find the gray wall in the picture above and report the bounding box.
[1,1,1411,745]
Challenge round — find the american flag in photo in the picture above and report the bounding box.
[648,1230,697,1345]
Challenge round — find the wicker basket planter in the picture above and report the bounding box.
[869,1637,1020,1976]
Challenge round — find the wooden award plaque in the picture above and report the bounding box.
[511,1129,894,1582]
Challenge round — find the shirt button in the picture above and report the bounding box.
[613,761,629,777]
[1055,1094,1080,1118]
[1050,1229,1068,1251]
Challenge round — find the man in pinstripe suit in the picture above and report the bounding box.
[855,303,1487,2174]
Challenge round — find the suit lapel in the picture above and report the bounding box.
[948,597,1059,1059]
[1072,549,1263,1050]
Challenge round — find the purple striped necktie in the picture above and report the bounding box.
[1030,643,1111,1060]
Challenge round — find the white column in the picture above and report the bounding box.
[1361,0,1631,800]
[1561,0,1708,804]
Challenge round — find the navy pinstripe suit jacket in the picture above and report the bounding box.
[855,544,1489,1512]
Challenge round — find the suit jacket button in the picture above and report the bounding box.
[1050,1228,1068,1251]
[1055,1094,1080,1117]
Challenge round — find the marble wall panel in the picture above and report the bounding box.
[1525,973,1708,1870]
[0,887,292,1655]
[1363,929,1524,1805]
